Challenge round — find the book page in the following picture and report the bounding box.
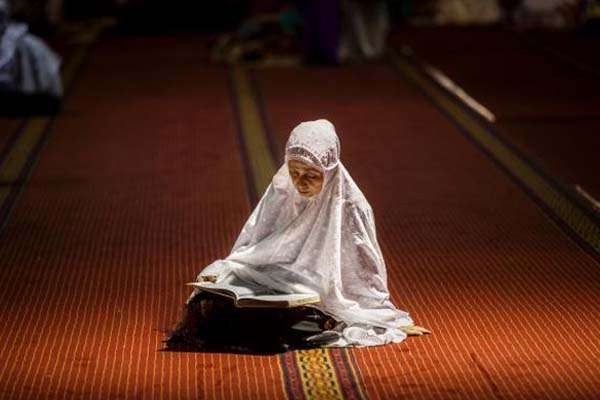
[187,272,279,299]
[187,271,321,307]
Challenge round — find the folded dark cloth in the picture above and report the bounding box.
[164,291,338,354]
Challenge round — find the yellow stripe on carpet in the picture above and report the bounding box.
[229,64,277,194]
[389,49,600,254]
[296,349,344,400]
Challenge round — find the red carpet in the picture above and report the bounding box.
[392,27,600,200]
[1,32,599,399]
[529,31,600,73]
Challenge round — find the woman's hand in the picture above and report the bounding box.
[400,324,431,336]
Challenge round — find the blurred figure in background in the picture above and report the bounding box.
[296,0,340,64]
[298,0,392,63]
[213,0,392,65]
[513,0,582,29]
[211,2,301,64]
[0,0,62,111]
[338,0,390,62]
[435,0,503,25]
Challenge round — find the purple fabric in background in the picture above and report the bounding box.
[295,0,341,64]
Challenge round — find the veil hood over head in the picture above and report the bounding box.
[196,119,413,346]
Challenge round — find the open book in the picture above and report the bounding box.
[186,274,320,308]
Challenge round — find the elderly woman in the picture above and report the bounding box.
[0,0,62,99]
[167,119,429,351]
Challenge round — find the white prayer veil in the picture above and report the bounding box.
[0,0,22,68]
[195,119,414,347]
[0,0,62,96]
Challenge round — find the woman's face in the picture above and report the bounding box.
[287,159,324,197]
